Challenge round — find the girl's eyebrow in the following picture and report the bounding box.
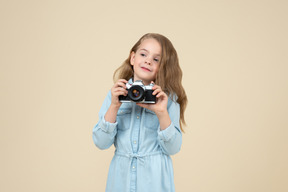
[139,48,149,52]
[139,48,161,56]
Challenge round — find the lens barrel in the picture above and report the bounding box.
[128,85,144,102]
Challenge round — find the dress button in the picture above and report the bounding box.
[136,116,139,119]
[132,166,135,169]
[133,141,137,144]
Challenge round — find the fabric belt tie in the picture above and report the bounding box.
[115,151,163,164]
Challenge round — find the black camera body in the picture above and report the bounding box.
[119,80,156,103]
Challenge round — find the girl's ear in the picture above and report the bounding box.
[130,52,135,66]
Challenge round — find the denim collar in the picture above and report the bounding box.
[128,78,133,84]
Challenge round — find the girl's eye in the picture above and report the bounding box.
[140,53,146,57]
[154,58,159,62]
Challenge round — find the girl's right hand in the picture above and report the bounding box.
[111,79,128,108]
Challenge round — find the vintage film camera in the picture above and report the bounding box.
[119,80,156,103]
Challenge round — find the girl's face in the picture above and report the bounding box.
[130,38,161,85]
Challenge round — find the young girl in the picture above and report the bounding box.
[93,33,187,192]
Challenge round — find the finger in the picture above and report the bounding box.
[156,91,167,98]
[114,81,127,89]
[112,87,126,92]
[118,79,128,85]
[112,88,128,96]
[119,79,128,83]
[152,86,163,95]
[115,80,127,87]
[117,82,127,89]
[152,84,160,90]
[113,87,128,94]
[153,90,160,96]
[117,90,128,96]
[152,85,162,93]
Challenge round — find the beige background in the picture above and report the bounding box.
[1,0,287,191]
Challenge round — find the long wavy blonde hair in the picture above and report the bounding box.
[113,33,187,131]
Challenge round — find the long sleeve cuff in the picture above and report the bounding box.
[158,123,176,142]
[99,117,118,133]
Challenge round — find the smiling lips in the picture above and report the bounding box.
[141,67,151,72]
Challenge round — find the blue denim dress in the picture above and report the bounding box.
[93,82,182,192]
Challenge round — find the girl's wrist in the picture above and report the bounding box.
[156,110,171,130]
[155,109,169,118]
[110,102,121,110]
[105,102,121,123]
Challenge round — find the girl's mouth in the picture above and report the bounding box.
[141,67,151,72]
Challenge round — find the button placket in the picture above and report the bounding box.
[131,107,141,153]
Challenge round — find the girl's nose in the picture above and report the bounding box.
[145,58,152,65]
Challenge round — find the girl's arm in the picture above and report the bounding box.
[92,91,118,150]
[92,79,128,150]
[157,99,182,155]
[137,84,182,155]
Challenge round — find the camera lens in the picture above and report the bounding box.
[132,89,141,98]
[128,85,144,102]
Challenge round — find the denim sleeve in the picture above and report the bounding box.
[157,98,182,155]
[92,91,117,150]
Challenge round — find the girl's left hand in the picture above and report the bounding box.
[136,82,168,115]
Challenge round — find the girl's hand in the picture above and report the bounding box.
[111,79,128,108]
[137,82,168,115]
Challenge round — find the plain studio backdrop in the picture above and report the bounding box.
[0,0,287,191]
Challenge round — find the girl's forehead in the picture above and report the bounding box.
[138,38,162,55]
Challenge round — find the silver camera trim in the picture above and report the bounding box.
[126,80,154,90]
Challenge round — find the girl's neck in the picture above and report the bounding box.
[132,77,151,86]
